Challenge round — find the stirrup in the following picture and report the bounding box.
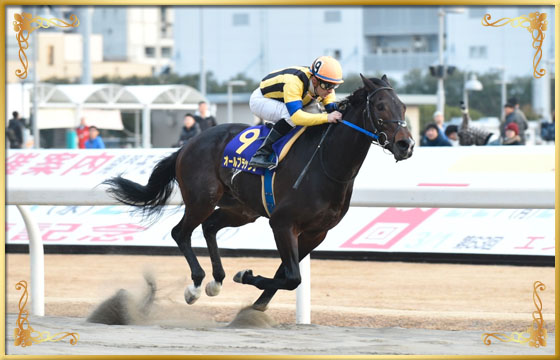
[249,153,276,169]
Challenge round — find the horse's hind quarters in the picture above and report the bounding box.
[233,269,253,284]
[184,284,202,305]
[205,280,222,297]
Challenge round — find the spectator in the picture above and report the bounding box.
[7,111,25,149]
[85,126,105,149]
[503,122,522,145]
[444,125,459,146]
[458,101,493,146]
[432,110,448,140]
[177,113,201,146]
[501,100,528,144]
[76,117,90,149]
[421,123,452,146]
[509,96,528,124]
[195,101,217,131]
[540,110,555,142]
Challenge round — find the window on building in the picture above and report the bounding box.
[412,35,428,53]
[324,10,341,23]
[469,7,487,18]
[161,47,172,58]
[48,45,54,66]
[333,49,341,60]
[469,45,487,58]
[233,13,249,26]
[145,46,156,58]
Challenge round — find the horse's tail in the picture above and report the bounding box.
[103,149,180,220]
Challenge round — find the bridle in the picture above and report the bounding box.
[363,86,407,151]
[319,86,408,184]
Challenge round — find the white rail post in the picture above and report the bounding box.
[296,254,311,324]
[16,205,45,316]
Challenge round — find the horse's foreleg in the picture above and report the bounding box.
[235,222,300,291]
[201,208,257,297]
[251,230,327,311]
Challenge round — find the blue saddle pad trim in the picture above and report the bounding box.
[263,169,275,214]
[222,125,303,175]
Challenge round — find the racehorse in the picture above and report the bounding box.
[103,74,414,311]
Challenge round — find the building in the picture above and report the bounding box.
[7,6,160,83]
[173,7,364,83]
[92,6,175,75]
[362,7,439,82]
[447,6,555,79]
[174,6,555,83]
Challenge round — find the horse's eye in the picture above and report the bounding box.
[376,104,384,111]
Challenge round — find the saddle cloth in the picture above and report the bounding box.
[222,125,306,175]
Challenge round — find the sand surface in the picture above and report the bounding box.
[5,253,556,355]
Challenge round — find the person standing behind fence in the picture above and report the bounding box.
[194,101,217,131]
[177,113,201,146]
[503,122,522,145]
[501,101,528,144]
[432,110,448,139]
[85,126,105,149]
[444,125,459,146]
[76,117,90,149]
[421,123,452,146]
[7,111,25,149]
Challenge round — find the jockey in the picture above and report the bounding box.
[248,56,344,168]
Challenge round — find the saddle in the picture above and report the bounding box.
[222,124,307,215]
[222,124,306,175]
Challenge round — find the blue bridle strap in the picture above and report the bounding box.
[340,120,379,140]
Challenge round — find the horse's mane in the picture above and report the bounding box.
[338,77,390,113]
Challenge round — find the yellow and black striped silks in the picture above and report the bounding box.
[259,66,337,126]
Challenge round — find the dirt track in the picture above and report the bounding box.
[6,254,555,332]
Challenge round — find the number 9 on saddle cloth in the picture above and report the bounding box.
[222,125,306,175]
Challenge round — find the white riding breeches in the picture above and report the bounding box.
[249,88,320,127]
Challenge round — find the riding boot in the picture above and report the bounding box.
[249,119,293,169]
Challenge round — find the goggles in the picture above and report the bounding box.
[318,80,339,90]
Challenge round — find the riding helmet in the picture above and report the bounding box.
[310,56,344,84]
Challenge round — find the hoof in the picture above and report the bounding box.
[251,302,268,312]
[233,269,252,284]
[205,280,222,297]
[184,284,202,305]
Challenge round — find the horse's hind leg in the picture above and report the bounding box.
[172,199,218,305]
[201,207,258,297]
[252,230,327,311]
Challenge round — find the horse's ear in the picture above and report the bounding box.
[381,74,392,87]
[360,73,376,91]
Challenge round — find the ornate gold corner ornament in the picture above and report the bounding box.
[13,12,80,80]
[481,12,547,78]
[14,280,79,347]
[482,281,547,348]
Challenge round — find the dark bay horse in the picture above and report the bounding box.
[103,74,414,311]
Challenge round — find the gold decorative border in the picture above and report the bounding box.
[482,281,547,347]
[481,11,548,78]
[14,280,79,347]
[13,12,79,80]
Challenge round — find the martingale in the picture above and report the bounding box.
[222,125,305,175]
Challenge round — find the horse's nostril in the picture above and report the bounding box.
[397,140,409,150]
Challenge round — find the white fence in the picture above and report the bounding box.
[6,145,556,321]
